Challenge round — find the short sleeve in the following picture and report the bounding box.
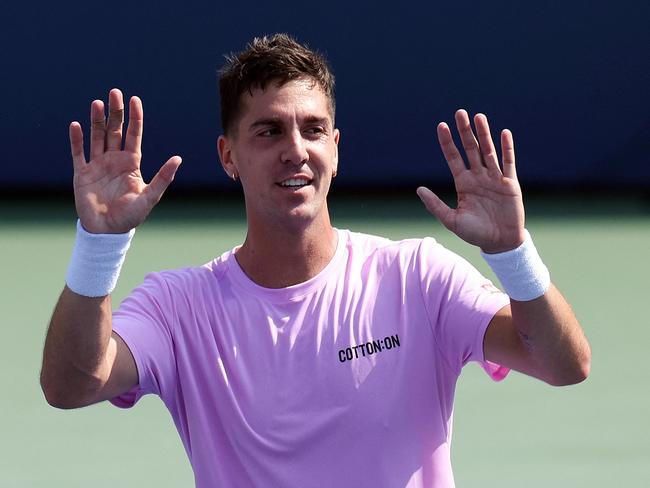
[417,238,510,380]
[109,272,177,408]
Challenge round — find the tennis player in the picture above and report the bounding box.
[41,34,591,487]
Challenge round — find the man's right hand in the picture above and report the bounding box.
[70,88,182,234]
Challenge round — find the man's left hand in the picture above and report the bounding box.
[418,109,525,254]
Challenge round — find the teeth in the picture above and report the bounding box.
[281,178,309,187]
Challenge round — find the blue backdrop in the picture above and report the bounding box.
[2,0,648,191]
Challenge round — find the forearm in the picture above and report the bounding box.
[40,287,115,408]
[482,233,591,386]
[510,284,591,385]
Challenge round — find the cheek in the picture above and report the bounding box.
[312,142,338,169]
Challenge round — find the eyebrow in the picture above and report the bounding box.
[303,116,331,128]
[248,117,281,132]
[247,116,331,132]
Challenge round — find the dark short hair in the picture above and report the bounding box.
[219,33,336,136]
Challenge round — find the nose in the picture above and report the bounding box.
[280,129,309,166]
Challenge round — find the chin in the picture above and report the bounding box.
[277,203,327,229]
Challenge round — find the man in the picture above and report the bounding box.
[41,34,591,487]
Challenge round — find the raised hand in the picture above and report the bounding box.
[69,89,182,234]
[417,109,526,254]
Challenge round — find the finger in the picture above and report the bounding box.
[474,113,502,175]
[416,186,456,232]
[106,88,125,151]
[501,129,517,179]
[124,96,143,154]
[436,122,466,177]
[454,109,483,171]
[69,122,87,171]
[89,100,106,161]
[144,156,182,206]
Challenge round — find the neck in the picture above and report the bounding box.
[235,215,338,289]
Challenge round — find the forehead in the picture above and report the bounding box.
[238,78,332,125]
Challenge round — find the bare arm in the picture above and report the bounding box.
[40,89,181,408]
[41,288,137,408]
[418,110,590,386]
[485,285,590,385]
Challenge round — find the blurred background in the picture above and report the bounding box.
[1,0,648,193]
[1,0,648,486]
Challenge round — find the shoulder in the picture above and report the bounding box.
[341,229,482,287]
[340,229,456,281]
[342,229,428,255]
[158,260,223,286]
[342,228,452,264]
[125,251,232,300]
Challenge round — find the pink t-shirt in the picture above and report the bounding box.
[111,229,510,487]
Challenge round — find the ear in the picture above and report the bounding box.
[332,128,340,177]
[217,135,238,179]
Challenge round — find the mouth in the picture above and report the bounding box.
[277,177,313,190]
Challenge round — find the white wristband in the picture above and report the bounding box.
[65,220,135,297]
[481,230,550,302]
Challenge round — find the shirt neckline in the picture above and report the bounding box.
[224,228,347,302]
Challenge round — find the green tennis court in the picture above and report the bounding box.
[1,195,648,487]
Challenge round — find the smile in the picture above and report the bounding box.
[278,178,312,188]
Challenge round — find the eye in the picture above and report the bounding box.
[258,127,281,137]
[304,126,326,136]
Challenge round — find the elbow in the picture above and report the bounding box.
[547,363,590,386]
[546,349,592,387]
[577,351,592,383]
[40,373,74,410]
[41,382,74,410]
[40,370,94,410]
[42,392,79,410]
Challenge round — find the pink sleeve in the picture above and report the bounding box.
[417,238,510,381]
[109,272,178,408]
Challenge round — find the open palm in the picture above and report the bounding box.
[418,110,525,254]
[70,89,181,234]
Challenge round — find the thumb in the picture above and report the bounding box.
[146,156,183,206]
[416,186,454,230]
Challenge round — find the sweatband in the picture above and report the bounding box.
[65,220,135,297]
[480,229,550,301]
